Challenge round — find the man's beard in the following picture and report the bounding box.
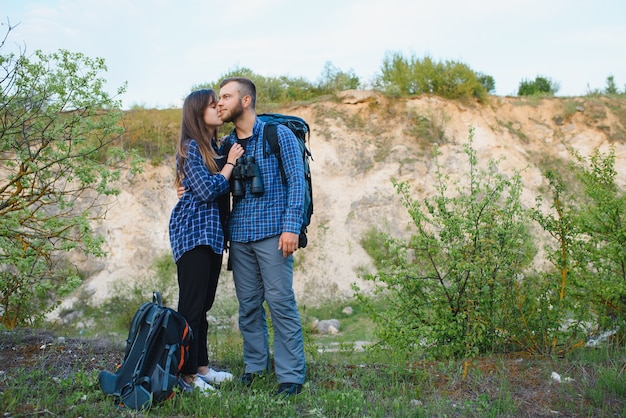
[221,99,244,123]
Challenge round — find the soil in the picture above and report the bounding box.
[0,328,123,378]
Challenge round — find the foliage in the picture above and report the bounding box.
[524,171,590,355]
[604,75,620,95]
[192,53,492,106]
[316,61,361,92]
[585,75,626,97]
[530,149,626,347]
[355,133,626,359]
[477,72,496,94]
[359,227,392,271]
[517,75,559,96]
[569,148,626,331]
[404,108,450,144]
[373,52,490,102]
[355,129,535,359]
[0,27,139,327]
[192,63,361,106]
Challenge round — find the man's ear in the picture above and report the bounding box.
[242,95,252,109]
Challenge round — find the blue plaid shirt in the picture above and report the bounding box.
[225,118,305,243]
[169,139,230,262]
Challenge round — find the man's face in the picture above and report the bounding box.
[217,82,244,123]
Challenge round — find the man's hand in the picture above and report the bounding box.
[278,232,299,257]
[176,186,186,199]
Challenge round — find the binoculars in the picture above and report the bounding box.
[232,156,264,197]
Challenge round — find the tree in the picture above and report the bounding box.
[0,24,139,327]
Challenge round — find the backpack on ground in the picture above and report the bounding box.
[98,291,191,410]
[258,113,313,248]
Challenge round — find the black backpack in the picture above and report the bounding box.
[258,113,313,248]
[98,291,192,410]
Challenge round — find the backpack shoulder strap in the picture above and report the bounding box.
[263,123,286,184]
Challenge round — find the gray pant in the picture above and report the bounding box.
[230,236,306,384]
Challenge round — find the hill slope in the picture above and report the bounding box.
[65,92,626,310]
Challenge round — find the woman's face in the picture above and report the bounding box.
[203,99,224,129]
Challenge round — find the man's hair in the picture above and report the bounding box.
[220,77,257,109]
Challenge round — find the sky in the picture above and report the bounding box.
[2,0,625,109]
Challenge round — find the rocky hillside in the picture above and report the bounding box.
[66,92,626,310]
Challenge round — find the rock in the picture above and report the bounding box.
[230,314,239,332]
[316,319,340,334]
[342,306,353,315]
[309,318,319,332]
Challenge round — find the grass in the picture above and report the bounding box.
[2,295,626,417]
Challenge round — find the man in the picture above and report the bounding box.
[217,77,306,396]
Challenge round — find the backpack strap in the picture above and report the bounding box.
[153,291,162,306]
[263,123,287,184]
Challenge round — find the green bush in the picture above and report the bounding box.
[527,171,590,355]
[517,75,559,96]
[360,227,392,270]
[532,149,626,345]
[570,148,626,330]
[355,135,626,359]
[374,52,490,101]
[192,63,361,106]
[316,61,361,92]
[355,128,535,359]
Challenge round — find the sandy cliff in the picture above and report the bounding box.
[69,92,626,308]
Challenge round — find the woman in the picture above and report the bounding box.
[168,89,244,393]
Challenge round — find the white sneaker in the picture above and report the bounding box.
[192,376,217,393]
[198,368,234,384]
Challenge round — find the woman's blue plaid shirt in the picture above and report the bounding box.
[168,139,230,262]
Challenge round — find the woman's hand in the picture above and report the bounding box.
[227,143,245,165]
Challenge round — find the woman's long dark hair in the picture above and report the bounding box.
[175,89,221,186]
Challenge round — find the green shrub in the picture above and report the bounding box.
[360,227,392,270]
[603,75,621,95]
[192,63,361,106]
[317,61,361,92]
[570,148,626,331]
[355,128,535,359]
[374,52,490,102]
[517,76,559,96]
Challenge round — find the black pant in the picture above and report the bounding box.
[176,245,222,375]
